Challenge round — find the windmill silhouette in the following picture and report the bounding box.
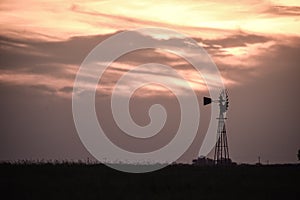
[204,89,230,164]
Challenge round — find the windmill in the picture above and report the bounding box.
[204,89,230,164]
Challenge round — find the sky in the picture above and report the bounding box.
[1,0,300,164]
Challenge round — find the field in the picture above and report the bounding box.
[1,163,299,200]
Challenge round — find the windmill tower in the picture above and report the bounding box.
[204,90,230,164]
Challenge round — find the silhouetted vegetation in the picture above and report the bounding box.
[0,162,299,200]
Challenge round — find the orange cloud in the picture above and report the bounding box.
[1,0,299,42]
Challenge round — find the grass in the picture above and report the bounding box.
[1,163,299,200]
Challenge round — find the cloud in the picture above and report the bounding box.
[202,33,271,48]
[0,30,223,97]
[265,5,300,16]
[0,27,299,101]
[1,0,300,43]
[59,86,73,93]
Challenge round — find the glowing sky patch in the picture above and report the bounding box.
[1,0,299,41]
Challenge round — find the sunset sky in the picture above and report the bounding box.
[1,0,300,164]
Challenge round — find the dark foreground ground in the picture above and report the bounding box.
[1,163,299,200]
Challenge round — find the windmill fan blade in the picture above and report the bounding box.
[225,89,229,99]
[203,97,212,105]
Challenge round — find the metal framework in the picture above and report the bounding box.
[214,118,230,164]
